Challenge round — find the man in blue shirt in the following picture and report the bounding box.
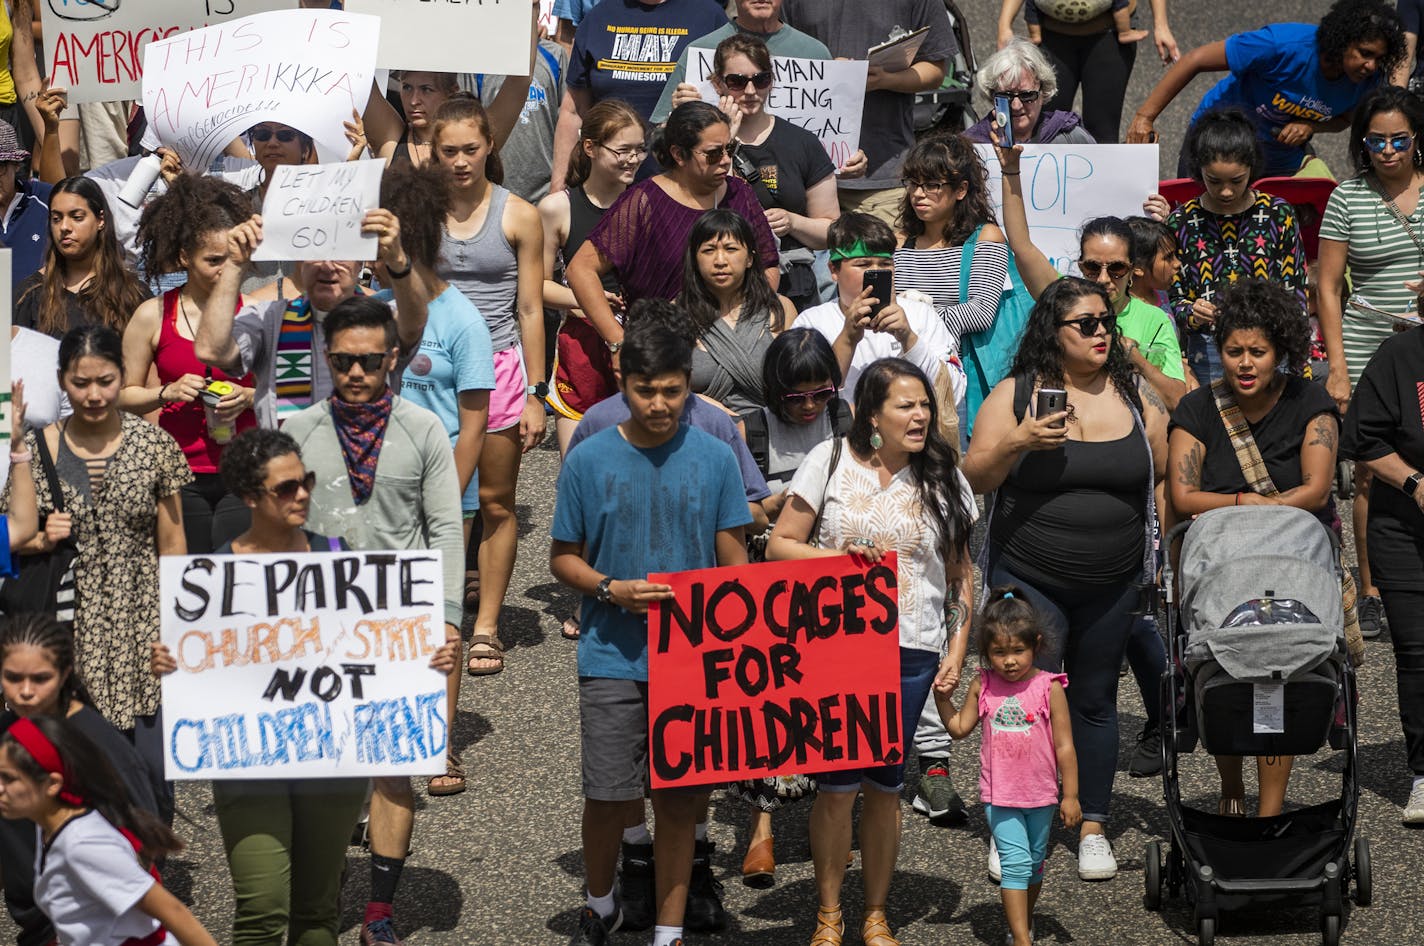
[552,320,750,946]
[0,121,52,294]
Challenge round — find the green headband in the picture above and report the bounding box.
[828,238,894,262]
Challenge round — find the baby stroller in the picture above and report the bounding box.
[1144,506,1370,946]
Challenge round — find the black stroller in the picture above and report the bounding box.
[1144,506,1371,946]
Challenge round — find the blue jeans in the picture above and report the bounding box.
[818,646,939,793]
[986,804,1056,890]
[1126,616,1166,728]
[990,565,1141,824]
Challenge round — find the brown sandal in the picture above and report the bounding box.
[427,753,467,796]
[809,906,843,946]
[862,908,899,946]
[464,569,480,610]
[466,633,505,676]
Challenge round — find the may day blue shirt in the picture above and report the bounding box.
[552,424,751,681]
[1192,23,1381,176]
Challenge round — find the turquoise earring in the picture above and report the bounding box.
[869,429,883,450]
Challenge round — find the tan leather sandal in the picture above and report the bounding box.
[862,907,899,946]
[809,906,843,946]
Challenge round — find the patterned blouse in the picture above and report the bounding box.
[1167,192,1308,327]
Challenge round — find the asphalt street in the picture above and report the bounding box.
[16,3,1422,945]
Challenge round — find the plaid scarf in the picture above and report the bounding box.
[330,389,393,506]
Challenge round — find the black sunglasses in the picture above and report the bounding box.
[249,127,299,143]
[722,70,773,92]
[266,471,316,501]
[327,351,388,373]
[1078,259,1132,280]
[993,89,1041,104]
[696,141,740,163]
[1057,314,1118,338]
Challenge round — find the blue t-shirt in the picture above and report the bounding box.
[553,424,751,680]
[567,0,729,119]
[569,392,772,501]
[553,0,604,26]
[399,285,497,446]
[1192,23,1382,176]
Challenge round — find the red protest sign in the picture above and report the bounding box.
[647,554,902,790]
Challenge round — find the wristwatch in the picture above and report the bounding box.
[595,576,615,604]
[526,381,549,398]
[1405,472,1424,497]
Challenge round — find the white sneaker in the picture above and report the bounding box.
[988,836,1002,883]
[1404,782,1424,825]
[1077,833,1118,880]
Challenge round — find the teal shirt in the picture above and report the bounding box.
[650,20,831,123]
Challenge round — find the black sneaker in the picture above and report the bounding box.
[685,839,727,933]
[567,906,621,946]
[1359,595,1386,640]
[911,760,967,825]
[618,842,655,932]
[1127,723,1163,778]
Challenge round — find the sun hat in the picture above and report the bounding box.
[0,119,29,163]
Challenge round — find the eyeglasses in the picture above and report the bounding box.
[721,70,773,92]
[599,144,648,163]
[1363,132,1415,154]
[992,89,1041,104]
[248,127,299,143]
[696,142,740,163]
[1057,314,1118,337]
[265,471,316,501]
[902,178,956,196]
[327,351,389,373]
[782,385,837,406]
[1077,259,1132,280]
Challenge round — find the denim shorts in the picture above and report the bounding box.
[816,646,940,794]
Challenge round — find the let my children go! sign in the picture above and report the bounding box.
[647,555,902,790]
[159,550,448,780]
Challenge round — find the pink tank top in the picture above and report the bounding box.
[977,668,1068,809]
[153,288,257,474]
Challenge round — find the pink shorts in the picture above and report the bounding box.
[489,347,529,433]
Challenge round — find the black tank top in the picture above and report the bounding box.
[392,129,416,167]
[562,185,620,293]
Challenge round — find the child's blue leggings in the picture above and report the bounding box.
[986,804,1056,891]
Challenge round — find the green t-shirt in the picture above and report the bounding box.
[1117,296,1186,382]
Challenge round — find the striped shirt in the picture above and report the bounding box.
[893,239,1010,339]
[1320,176,1424,386]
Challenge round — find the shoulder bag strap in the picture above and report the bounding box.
[957,224,984,305]
[1210,378,1280,496]
[34,428,66,514]
[1369,177,1424,259]
[808,436,843,548]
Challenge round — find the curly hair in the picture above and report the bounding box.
[1008,277,1143,413]
[847,358,972,565]
[1184,108,1264,183]
[1316,0,1405,78]
[676,209,784,336]
[1211,279,1313,376]
[219,428,303,500]
[430,92,505,185]
[137,172,251,279]
[898,133,996,246]
[1347,85,1424,174]
[379,162,453,270]
[0,614,94,711]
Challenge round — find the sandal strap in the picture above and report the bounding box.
[862,909,898,946]
[810,907,843,946]
[468,633,505,654]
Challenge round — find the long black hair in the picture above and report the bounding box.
[1009,277,1143,413]
[1184,108,1264,183]
[0,715,182,865]
[677,209,784,336]
[0,615,94,711]
[847,358,972,564]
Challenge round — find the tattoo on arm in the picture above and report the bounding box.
[1308,414,1339,452]
[1139,378,1168,417]
[1176,440,1204,488]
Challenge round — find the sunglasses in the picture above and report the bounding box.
[1078,259,1132,280]
[248,127,300,143]
[902,178,956,197]
[993,89,1041,104]
[327,351,389,373]
[599,143,648,163]
[696,142,740,163]
[266,471,316,501]
[722,70,773,92]
[1057,314,1118,337]
[1363,132,1415,154]
[782,385,837,406]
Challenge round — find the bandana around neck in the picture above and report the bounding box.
[329,388,394,505]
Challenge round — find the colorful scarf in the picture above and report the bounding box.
[330,389,393,505]
[275,296,316,422]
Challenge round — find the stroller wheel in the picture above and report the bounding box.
[1354,836,1373,906]
[1143,840,1163,911]
[1321,912,1341,946]
[1197,916,1216,946]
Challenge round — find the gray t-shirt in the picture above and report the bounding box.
[469,40,568,204]
[764,407,834,492]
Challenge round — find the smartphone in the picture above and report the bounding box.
[863,269,894,318]
[994,95,1015,148]
[1036,388,1067,429]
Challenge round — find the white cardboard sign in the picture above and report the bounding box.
[253,160,384,262]
[160,550,448,780]
[141,8,379,172]
[347,0,533,76]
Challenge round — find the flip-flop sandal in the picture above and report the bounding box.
[466,633,505,676]
[427,754,467,796]
[561,615,581,641]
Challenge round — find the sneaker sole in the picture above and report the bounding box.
[1078,867,1118,881]
[912,794,968,825]
[1127,763,1163,778]
[1403,810,1424,825]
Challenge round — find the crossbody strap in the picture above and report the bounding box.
[809,436,844,547]
[1210,378,1280,496]
[1369,177,1424,260]
[34,428,66,514]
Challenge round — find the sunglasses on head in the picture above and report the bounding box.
[327,351,388,373]
[249,127,299,143]
[994,89,1041,104]
[1078,259,1132,280]
[1057,314,1118,337]
[782,385,836,406]
[1363,132,1415,154]
[722,70,773,92]
[696,141,740,163]
[266,471,316,501]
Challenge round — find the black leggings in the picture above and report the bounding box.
[1379,589,1424,778]
[181,472,251,555]
[1040,27,1137,144]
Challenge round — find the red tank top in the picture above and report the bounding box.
[154,287,257,474]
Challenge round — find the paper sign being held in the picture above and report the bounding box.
[253,161,384,263]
